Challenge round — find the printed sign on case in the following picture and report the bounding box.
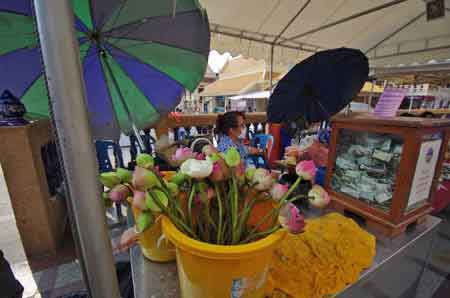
[408,134,443,209]
[374,88,407,117]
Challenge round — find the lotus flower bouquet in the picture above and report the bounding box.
[99,146,330,246]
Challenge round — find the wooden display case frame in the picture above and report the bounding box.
[325,114,450,237]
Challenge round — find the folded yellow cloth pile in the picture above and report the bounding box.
[267,213,376,298]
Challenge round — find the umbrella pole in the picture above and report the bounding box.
[368,79,375,110]
[101,54,147,152]
[33,1,121,297]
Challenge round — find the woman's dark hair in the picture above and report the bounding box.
[216,111,245,136]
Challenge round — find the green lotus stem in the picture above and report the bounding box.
[153,186,177,219]
[201,201,212,242]
[147,191,197,239]
[279,177,302,205]
[241,225,282,244]
[231,175,240,244]
[203,208,211,242]
[153,171,188,223]
[197,208,209,242]
[214,183,223,244]
[228,179,235,242]
[246,205,279,237]
[199,186,217,232]
[287,194,307,203]
[153,169,170,193]
[187,183,196,229]
[235,192,260,242]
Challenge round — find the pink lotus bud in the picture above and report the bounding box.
[132,191,147,210]
[209,158,230,182]
[132,167,161,191]
[194,194,203,205]
[295,160,317,181]
[308,185,331,208]
[195,153,206,160]
[279,203,305,234]
[109,184,130,202]
[207,187,216,200]
[270,183,289,201]
[234,161,245,178]
[172,147,196,162]
[252,168,274,191]
[210,162,224,181]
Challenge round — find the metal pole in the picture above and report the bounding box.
[34,1,121,298]
[370,44,450,60]
[269,44,275,94]
[210,25,317,52]
[365,11,425,54]
[272,0,311,44]
[281,0,407,43]
[368,80,376,110]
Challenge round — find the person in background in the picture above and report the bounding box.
[0,250,24,298]
[216,111,261,165]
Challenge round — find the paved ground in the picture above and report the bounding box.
[1,156,449,298]
[1,165,41,298]
[0,163,128,298]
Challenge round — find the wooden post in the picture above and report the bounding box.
[154,115,170,138]
[0,120,67,257]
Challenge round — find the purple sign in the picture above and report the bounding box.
[374,88,407,117]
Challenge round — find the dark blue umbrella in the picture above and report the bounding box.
[268,48,369,123]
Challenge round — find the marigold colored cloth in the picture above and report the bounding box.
[267,213,376,298]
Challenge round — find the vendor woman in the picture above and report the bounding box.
[216,111,261,165]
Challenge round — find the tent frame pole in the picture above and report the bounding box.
[269,0,311,93]
[365,11,425,55]
[211,23,319,52]
[273,0,311,45]
[33,1,121,297]
[270,45,274,93]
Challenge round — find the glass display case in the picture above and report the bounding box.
[330,129,404,213]
[326,114,450,237]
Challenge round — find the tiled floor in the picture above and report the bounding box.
[422,209,450,298]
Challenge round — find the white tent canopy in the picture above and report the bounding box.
[200,0,450,71]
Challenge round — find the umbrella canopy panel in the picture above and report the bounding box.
[0,0,210,140]
[268,48,369,123]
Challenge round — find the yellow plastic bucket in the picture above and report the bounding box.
[162,217,286,298]
[131,206,176,262]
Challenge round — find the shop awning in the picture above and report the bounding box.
[200,72,265,96]
[230,91,270,100]
[371,60,450,84]
[201,55,278,96]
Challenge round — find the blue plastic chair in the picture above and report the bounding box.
[250,134,274,168]
[95,140,125,220]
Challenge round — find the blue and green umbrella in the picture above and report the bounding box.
[0,0,210,141]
